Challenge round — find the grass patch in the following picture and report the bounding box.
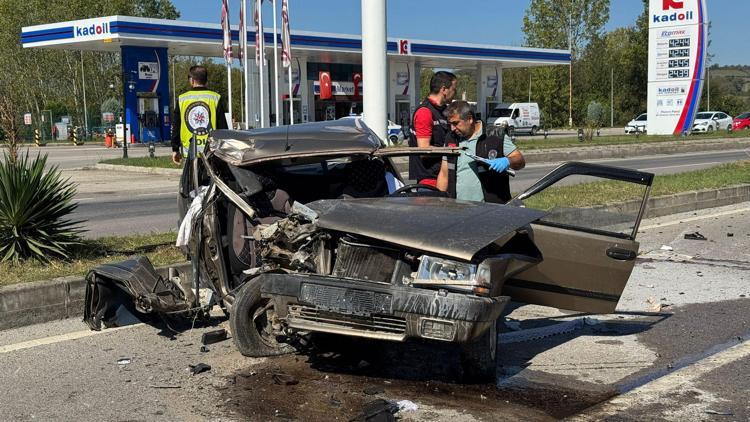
[524,161,750,210]
[0,232,184,286]
[515,129,749,150]
[101,155,177,168]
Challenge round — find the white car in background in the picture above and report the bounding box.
[625,113,648,134]
[692,111,733,133]
[340,115,405,145]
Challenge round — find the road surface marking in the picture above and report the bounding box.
[639,161,723,171]
[640,206,750,230]
[0,324,143,354]
[570,339,750,420]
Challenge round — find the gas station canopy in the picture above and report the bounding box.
[22,16,569,69]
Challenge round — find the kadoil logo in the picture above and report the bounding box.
[653,0,694,24]
[74,21,111,38]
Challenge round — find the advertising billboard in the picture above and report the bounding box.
[647,0,708,135]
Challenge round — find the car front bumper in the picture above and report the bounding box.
[692,126,710,132]
[259,273,509,343]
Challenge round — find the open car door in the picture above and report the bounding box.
[505,162,654,314]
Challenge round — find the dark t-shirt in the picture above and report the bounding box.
[476,131,511,204]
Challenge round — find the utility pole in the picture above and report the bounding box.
[528,71,532,103]
[81,51,89,137]
[568,2,573,128]
[361,0,387,141]
[707,67,711,110]
[610,67,614,127]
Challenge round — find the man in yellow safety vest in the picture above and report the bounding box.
[171,65,228,165]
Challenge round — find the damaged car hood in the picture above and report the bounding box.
[308,197,546,261]
[210,119,382,166]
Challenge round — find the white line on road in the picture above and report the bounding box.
[639,161,723,171]
[0,324,143,354]
[640,206,750,230]
[570,339,750,420]
[77,191,174,202]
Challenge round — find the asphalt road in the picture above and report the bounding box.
[1,203,747,421]
[19,144,175,170]
[61,147,750,238]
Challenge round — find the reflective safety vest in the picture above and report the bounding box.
[178,89,221,151]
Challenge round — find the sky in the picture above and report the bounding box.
[172,0,746,66]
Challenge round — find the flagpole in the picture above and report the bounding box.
[272,0,280,126]
[286,0,294,125]
[242,0,250,128]
[226,0,233,127]
[257,0,265,128]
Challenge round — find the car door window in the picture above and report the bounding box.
[514,162,653,240]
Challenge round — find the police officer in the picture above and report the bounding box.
[171,65,227,165]
[408,71,457,187]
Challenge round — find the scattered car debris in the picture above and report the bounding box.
[351,399,398,422]
[395,400,418,413]
[201,329,228,345]
[646,297,664,312]
[705,409,733,416]
[363,386,385,395]
[660,245,674,251]
[117,358,131,365]
[200,346,210,353]
[684,232,707,240]
[148,384,181,389]
[642,264,657,270]
[272,373,299,386]
[727,232,734,237]
[189,363,212,375]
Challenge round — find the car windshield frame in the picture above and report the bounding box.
[635,114,647,121]
[490,108,513,118]
[695,112,713,120]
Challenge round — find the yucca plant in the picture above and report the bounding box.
[0,152,83,262]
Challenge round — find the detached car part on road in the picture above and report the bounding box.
[84,118,654,381]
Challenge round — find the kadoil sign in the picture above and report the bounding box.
[74,20,111,38]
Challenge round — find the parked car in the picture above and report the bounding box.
[83,119,654,381]
[692,111,733,133]
[487,103,541,135]
[340,114,405,145]
[732,112,750,131]
[625,113,648,134]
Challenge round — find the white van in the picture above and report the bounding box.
[487,103,541,135]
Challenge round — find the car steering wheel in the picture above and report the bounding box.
[390,183,442,196]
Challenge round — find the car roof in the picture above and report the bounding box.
[209,119,383,166]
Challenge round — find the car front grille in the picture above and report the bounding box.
[287,305,407,341]
[331,237,398,283]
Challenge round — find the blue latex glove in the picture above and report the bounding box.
[488,157,510,173]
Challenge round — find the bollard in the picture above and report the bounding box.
[148,143,155,158]
[34,129,46,147]
[71,127,78,145]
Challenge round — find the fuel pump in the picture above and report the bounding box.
[137,93,161,142]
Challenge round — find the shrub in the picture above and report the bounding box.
[584,101,605,141]
[0,152,83,262]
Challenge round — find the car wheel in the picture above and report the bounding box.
[530,126,538,136]
[389,135,399,145]
[459,320,497,383]
[708,125,714,132]
[727,125,732,132]
[230,278,295,357]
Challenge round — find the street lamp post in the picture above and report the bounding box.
[122,76,136,159]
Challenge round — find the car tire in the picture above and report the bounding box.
[727,125,732,132]
[230,278,295,357]
[459,320,497,383]
[389,135,399,145]
[530,126,538,136]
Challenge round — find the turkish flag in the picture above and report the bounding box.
[352,72,362,99]
[319,71,332,100]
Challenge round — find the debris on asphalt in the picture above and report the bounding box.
[642,264,657,270]
[396,400,418,412]
[727,232,734,237]
[684,232,707,240]
[363,386,385,395]
[329,396,342,407]
[117,358,131,365]
[148,384,181,389]
[646,297,663,312]
[201,329,228,345]
[189,363,212,375]
[705,409,733,416]
[272,373,299,386]
[350,399,398,422]
[660,245,674,251]
[200,345,210,353]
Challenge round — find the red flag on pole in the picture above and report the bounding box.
[238,3,245,62]
[221,0,232,64]
[281,0,292,68]
[319,71,332,100]
[255,0,264,64]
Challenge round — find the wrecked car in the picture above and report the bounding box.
[84,118,654,381]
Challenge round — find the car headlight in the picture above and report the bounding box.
[409,255,492,295]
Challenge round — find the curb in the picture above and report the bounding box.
[0,262,192,331]
[2,185,749,332]
[93,163,182,175]
[524,138,750,163]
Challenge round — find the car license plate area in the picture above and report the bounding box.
[300,283,392,316]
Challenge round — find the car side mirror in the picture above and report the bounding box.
[712,116,719,120]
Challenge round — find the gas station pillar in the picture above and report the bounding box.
[120,46,171,143]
